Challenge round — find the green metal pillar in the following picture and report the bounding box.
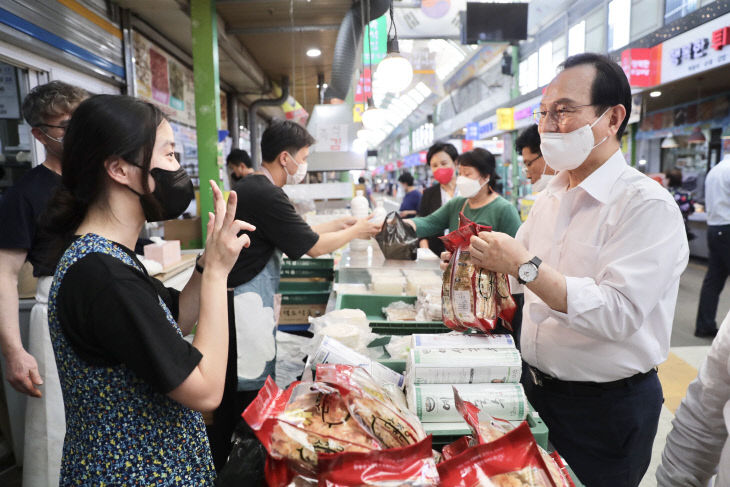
[191,0,221,240]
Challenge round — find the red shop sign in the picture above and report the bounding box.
[621,47,662,87]
[385,163,395,171]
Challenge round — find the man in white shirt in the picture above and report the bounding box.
[694,153,730,338]
[656,310,730,486]
[467,53,689,486]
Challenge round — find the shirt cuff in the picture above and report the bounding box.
[545,276,599,324]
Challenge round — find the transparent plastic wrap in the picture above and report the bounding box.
[382,301,417,321]
[316,364,426,450]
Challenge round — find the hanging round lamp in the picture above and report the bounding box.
[661,134,678,149]
[374,7,413,94]
[361,97,388,130]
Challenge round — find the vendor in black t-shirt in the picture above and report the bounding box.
[0,81,88,486]
[213,120,380,468]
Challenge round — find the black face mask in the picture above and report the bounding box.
[128,166,194,222]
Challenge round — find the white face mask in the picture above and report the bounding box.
[532,174,554,193]
[539,109,610,172]
[456,175,487,198]
[285,153,308,185]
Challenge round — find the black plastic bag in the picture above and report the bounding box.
[374,211,418,260]
[215,419,267,487]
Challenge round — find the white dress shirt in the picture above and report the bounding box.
[705,155,730,226]
[516,150,689,382]
[656,312,730,486]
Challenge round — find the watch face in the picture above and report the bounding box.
[519,263,538,283]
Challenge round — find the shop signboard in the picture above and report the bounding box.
[620,47,662,87]
[353,104,364,123]
[660,12,730,84]
[465,122,479,140]
[478,117,496,138]
[512,96,542,130]
[133,31,196,126]
[462,139,474,152]
[496,108,515,131]
[411,122,434,152]
[0,64,19,119]
[314,123,348,152]
[385,162,395,171]
[354,68,372,103]
[393,0,464,40]
[363,16,387,65]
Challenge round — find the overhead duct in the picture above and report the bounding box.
[324,0,391,102]
[249,77,290,168]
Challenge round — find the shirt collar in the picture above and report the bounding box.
[577,150,626,204]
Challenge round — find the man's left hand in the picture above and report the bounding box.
[469,232,531,277]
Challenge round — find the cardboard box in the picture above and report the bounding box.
[164,217,203,250]
[144,240,181,268]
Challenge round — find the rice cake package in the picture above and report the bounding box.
[439,214,517,333]
[437,422,557,487]
[407,383,528,423]
[406,348,522,384]
[317,436,440,487]
[316,364,426,450]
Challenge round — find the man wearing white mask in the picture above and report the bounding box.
[516,124,556,193]
[464,53,689,486]
[213,120,381,468]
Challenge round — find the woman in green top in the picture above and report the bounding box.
[408,148,521,239]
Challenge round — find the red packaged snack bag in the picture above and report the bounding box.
[317,436,440,486]
[315,364,426,449]
[437,422,557,487]
[453,387,514,444]
[440,214,516,333]
[452,388,570,487]
[243,377,380,481]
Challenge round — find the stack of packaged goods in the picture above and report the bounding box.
[404,334,528,427]
[368,268,406,295]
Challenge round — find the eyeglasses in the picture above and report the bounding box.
[37,122,70,130]
[523,155,542,168]
[532,104,595,125]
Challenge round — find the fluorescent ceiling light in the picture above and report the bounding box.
[649,91,661,98]
[306,48,321,58]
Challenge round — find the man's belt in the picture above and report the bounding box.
[526,364,657,396]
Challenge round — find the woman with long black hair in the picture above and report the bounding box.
[44,94,253,485]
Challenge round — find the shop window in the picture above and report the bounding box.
[568,21,586,57]
[552,34,566,74]
[0,62,32,199]
[518,52,539,95]
[631,0,663,41]
[664,0,699,24]
[608,0,631,51]
[538,42,553,87]
[585,7,606,53]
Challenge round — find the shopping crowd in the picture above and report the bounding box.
[0,52,728,486]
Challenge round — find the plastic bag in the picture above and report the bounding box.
[243,377,380,480]
[453,389,570,487]
[437,422,557,487]
[374,211,418,260]
[317,436,440,486]
[382,301,417,321]
[316,364,426,449]
[216,420,268,487]
[440,214,516,333]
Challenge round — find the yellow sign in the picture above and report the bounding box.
[497,108,515,131]
[353,103,364,123]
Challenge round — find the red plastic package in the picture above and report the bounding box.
[441,436,472,462]
[243,377,380,481]
[439,214,516,333]
[315,364,426,449]
[453,388,570,487]
[437,422,557,487]
[453,387,514,444]
[317,436,440,486]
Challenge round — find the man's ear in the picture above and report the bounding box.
[610,105,627,136]
[277,151,290,167]
[30,127,46,145]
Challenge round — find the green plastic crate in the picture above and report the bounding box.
[278,281,332,305]
[335,294,449,335]
[421,405,548,452]
[282,258,334,269]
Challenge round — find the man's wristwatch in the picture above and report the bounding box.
[517,256,542,284]
[195,253,204,274]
